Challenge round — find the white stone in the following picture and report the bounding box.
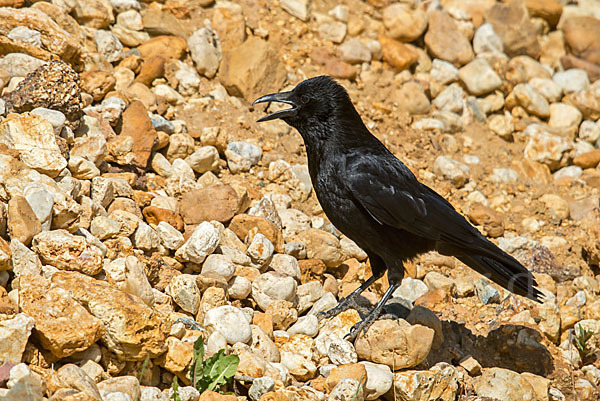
[433,83,464,113]
[393,278,428,303]
[186,146,220,173]
[0,114,67,178]
[328,339,357,365]
[228,275,252,299]
[473,23,503,55]
[252,271,298,310]
[104,256,154,306]
[287,314,319,337]
[359,362,393,400]
[553,69,590,94]
[225,141,262,173]
[432,156,470,187]
[204,305,252,344]
[339,39,371,64]
[175,221,219,264]
[95,30,123,63]
[248,233,274,268]
[133,222,160,252]
[459,58,502,96]
[529,77,562,102]
[23,182,54,231]
[318,20,347,44]
[202,254,236,280]
[0,313,35,364]
[280,0,310,21]
[580,120,600,144]
[168,274,201,314]
[269,254,301,280]
[430,59,459,85]
[549,103,583,130]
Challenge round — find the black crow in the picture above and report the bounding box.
[254,76,542,339]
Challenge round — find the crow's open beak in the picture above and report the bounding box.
[253,91,298,122]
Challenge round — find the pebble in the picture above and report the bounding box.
[188,27,223,79]
[433,83,464,113]
[473,23,504,54]
[459,58,502,96]
[339,39,371,64]
[474,278,501,304]
[359,362,393,400]
[202,254,236,280]
[318,21,347,44]
[248,376,275,401]
[204,305,252,344]
[579,120,600,143]
[393,277,428,303]
[175,221,220,264]
[280,0,309,21]
[432,156,470,188]
[553,69,590,94]
[430,59,459,85]
[287,315,319,337]
[548,103,583,131]
[252,271,298,310]
[327,339,357,365]
[225,141,262,173]
[0,53,46,77]
[95,30,124,63]
[512,83,550,118]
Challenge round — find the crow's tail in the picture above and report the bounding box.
[456,249,544,303]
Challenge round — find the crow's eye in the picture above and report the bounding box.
[300,95,310,105]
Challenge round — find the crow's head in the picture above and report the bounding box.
[253,76,357,133]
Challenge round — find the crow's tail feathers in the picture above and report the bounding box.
[456,248,544,303]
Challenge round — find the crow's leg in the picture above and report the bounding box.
[317,253,387,321]
[316,271,384,321]
[345,263,404,341]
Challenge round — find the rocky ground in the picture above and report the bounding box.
[0,0,600,400]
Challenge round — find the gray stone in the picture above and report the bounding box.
[248,376,275,401]
[433,83,464,113]
[393,277,428,303]
[188,27,223,79]
[225,141,262,173]
[475,278,500,304]
[95,30,123,63]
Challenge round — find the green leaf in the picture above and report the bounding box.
[206,354,240,392]
[190,336,205,388]
[171,377,182,401]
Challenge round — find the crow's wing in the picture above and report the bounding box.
[345,158,542,302]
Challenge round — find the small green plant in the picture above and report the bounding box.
[189,336,240,393]
[138,355,150,384]
[171,376,182,401]
[574,324,594,358]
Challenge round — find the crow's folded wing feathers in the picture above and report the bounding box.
[346,161,480,246]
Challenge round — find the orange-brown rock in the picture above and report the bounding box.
[8,195,41,246]
[424,11,474,66]
[52,271,166,360]
[135,56,166,86]
[180,185,240,224]
[138,35,188,60]
[80,70,116,102]
[574,150,600,169]
[326,364,367,392]
[562,16,600,65]
[378,34,418,71]
[18,274,104,358]
[120,101,158,168]
[219,37,287,101]
[467,202,504,238]
[229,214,284,253]
[142,206,184,231]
